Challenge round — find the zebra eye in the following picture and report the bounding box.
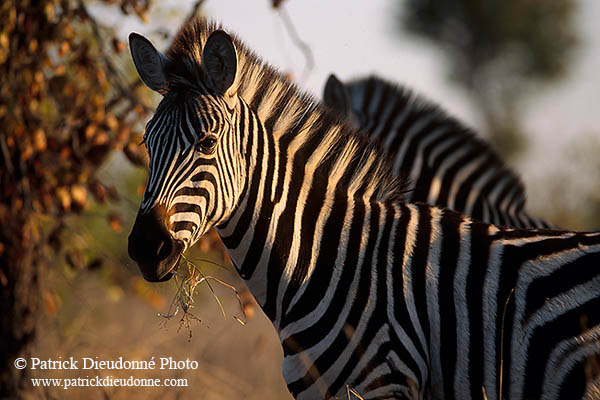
[196,135,218,154]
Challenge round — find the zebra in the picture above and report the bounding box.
[323,74,552,230]
[127,19,600,399]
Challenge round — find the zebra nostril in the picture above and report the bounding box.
[128,205,183,282]
[156,237,173,261]
[128,204,176,265]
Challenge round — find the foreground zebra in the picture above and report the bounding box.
[127,19,600,399]
[323,75,551,229]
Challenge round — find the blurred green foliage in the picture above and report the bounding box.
[396,0,578,159]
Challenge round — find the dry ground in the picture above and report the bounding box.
[26,267,293,400]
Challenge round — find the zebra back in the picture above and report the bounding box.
[323,74,553,229]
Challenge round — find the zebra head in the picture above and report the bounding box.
[127,29,243,281]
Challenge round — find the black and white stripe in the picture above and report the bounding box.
[128,19,600,400]
[323,75,552,230]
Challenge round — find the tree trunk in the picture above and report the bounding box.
[0,220,43,398]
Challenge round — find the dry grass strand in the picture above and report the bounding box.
[158,254,247,336]
[499,287,515,400]
[346,384,365,400]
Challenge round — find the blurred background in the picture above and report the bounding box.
[1,0,599,398]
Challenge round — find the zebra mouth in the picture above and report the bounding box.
[154,250,184,282]
[155,270,175,282]
[132,240,185,283]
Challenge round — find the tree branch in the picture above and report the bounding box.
[277,6,314,82]
[184,0,206,26]
[77,0,153,115]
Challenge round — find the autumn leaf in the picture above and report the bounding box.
[56,187,71,211]
[107,212,123,232]
[105,115,119,131]
[70,184,87,210]
[33,128,47,151]
[111,37,125,54]
[88,180,107,203]
[43,291,59,315]
[85,124,98,140]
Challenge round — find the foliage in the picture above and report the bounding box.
[396,0,578,158]
[0,0,152,396]
[399,0,577,83]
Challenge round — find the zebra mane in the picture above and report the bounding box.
[346,75,529,207]
[164,19,407,202]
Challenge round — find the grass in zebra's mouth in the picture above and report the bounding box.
[157,254,247,340]
[346,384,365,399]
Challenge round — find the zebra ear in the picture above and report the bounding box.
[323,74,350,116]
[202,30,237,96]
[129,33,168,93]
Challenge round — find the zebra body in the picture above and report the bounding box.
[127,20,600,399]
[323,75,552,229]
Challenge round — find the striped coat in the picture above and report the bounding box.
[323,75,552,229]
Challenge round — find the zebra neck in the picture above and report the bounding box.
[218,192,380,330]
[216,102,397,328]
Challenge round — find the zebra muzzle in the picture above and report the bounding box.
[128,204,184,282]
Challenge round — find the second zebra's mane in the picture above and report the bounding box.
[163,19,407,202]
[346,75,529,208]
